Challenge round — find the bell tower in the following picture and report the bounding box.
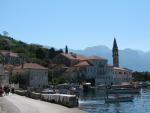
[112,38,119,67]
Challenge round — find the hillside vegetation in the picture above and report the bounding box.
[0,34,63,66]
[132,72,150,82]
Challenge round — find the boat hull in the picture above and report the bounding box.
[105,96,133,103]
[107,88,140,94]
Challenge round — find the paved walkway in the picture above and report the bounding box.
[0,94,86,113]
[0,96,20,113]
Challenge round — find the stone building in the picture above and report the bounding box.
[95,65,132,85]
[112,67,132,84]
[0,64,9,87]
[95,38,132,85]
[4,64,14,83]
[53,52,87,67]
[60,54,108,82]
[12,63,48,89]
[85,56,108,78]
[64,61,92,82]
[0,50,23,65]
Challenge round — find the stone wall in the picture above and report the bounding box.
[15,90,78,108]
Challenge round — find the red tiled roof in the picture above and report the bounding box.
[4,64,14,72]
[49,63,67,70]
[60,53,106,62]
[60,53,87,61]
[87,55,106,60]
[74,61,91,67]
[75,54,87,61]
[61,53,75,60]
[0,50,19,57]
[14,63,47,70]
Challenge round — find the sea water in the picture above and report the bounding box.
[79,88,150,113]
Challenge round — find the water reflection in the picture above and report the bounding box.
[79,88,150,113]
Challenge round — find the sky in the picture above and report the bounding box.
[0,0,150,51]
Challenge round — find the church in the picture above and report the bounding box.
[95,38,132,85]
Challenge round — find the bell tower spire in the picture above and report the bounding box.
[65,45,68,54]
[112,38,119,67]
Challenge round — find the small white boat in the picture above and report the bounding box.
[105,96,133,103]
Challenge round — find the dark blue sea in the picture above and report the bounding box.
[79,88,150,113]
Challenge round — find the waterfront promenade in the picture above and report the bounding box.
[0,94,86,113]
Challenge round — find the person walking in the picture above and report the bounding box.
[7,86,10,95]
[3,86,7,95]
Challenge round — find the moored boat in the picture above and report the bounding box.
[138,82,150,88]
[105,96,133,103]
[107,88,140,94]
[111,84,133,89]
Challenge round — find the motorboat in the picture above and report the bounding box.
[105,96,133,103]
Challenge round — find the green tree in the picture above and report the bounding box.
[0,40,10,50]
[36,48,45,59]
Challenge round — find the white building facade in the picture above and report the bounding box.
[95,65,132,85]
